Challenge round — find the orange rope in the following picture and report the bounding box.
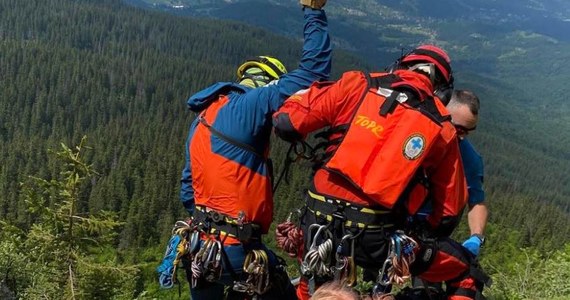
[388,255,411,285]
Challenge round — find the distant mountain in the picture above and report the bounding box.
[125,0,570,51]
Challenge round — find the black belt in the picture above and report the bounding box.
[306,190,395,229]
[194,208,262,243]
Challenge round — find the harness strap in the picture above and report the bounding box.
[272,143,295,193]
[198,115,265,159]
[369,73,449,125]
[306,190,394,229]
[194,207,262,243]
[409,239,437,276]
[314,124,350,140]
[370,74,405,117]
[470,262,492,287]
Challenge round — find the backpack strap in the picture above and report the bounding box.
[369,73,450,124]
[198,114,265,159]
[370,74,405,116]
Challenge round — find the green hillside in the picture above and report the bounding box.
[0,0,569,299]
[0,0,364,242]
[127,0,570,211]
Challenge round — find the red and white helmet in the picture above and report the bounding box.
[401,45,452,85]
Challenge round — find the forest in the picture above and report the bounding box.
[0,0,568,299]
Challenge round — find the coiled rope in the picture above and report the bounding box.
[275,212,304,258]
[302,224,334,278]
[384,231,418,285]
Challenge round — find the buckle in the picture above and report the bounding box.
[332,205,346,221]
[237,224,253,243]
[208,211,223,223]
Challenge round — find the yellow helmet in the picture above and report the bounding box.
[236,56,287,81]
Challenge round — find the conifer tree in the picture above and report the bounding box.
[0,137,140,299]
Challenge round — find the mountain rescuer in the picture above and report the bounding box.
[415,89,487,254]
[448,90,487,257]
[272,45,489,299]
[174,0,331,299]
[411,89,488,298]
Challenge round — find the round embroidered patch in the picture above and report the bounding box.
[403,134,426,160]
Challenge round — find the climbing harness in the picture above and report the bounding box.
[193,206,262,243]
[175,207,287,298]
[276,189,396,293]
[306,190,394,229]
[189,207,266,289]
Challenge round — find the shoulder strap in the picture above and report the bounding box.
[370,73,415,116]
[369,73,449,124]
[198,115,265,159]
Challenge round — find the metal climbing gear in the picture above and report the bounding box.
[332,234,357,286]
[202,239,223,282]
[372,268,393,298]
[379,231,419,286]
[191,238,224,287]
[232,249,271,297]
[191,239,208,288]
[369,231,418,298]
[301,224,334,294]
[302,224,334,277]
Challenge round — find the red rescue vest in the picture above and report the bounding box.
[323,73,450,212]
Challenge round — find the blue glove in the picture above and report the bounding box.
[462,235,483,257]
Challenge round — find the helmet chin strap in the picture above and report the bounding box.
[238,75,270,88]
[237,67,272,88]
[238,78,260,88]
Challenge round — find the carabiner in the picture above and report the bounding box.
[379,256,393,285]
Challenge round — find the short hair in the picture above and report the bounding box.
[448,89,480,116]
[311,282,359,300]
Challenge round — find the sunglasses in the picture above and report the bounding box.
[453,122,477,134]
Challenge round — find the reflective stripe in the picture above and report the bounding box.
[307,190,390,215]
[306,206,391,229]
[306,190,394,229]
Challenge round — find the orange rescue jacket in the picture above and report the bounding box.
[273,70,467,232]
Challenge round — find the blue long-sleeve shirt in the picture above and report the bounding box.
[416,138,485,220]
[180,8,332,216]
